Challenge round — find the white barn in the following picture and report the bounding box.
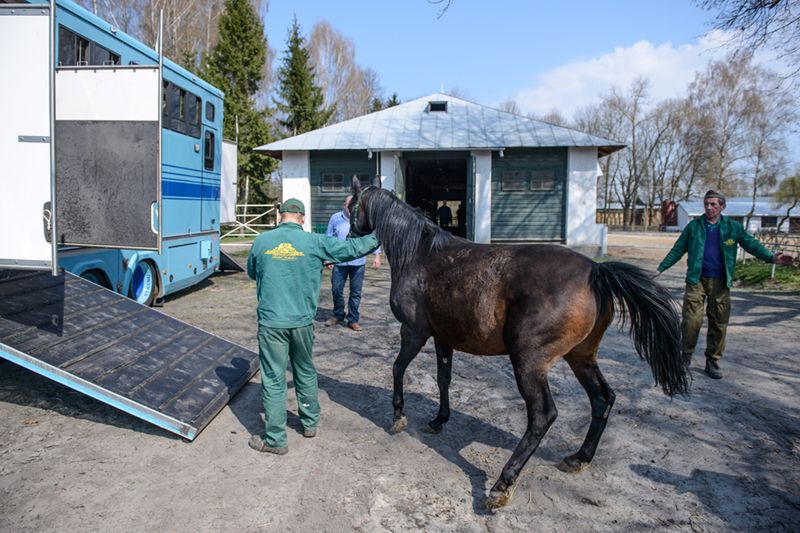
[677,197,798,233]
[257,93,624,255]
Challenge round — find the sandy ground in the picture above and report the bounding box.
[1,233,799,532]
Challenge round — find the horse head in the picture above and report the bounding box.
[347,175,379,237]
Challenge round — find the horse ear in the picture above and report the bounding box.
[350,175,362,195]
[372,175,382,188]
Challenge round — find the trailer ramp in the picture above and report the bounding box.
[219,248,245,272]
[0,270,258,440]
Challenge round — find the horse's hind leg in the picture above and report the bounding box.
[558,351,616,473]
[424,338,453,434]
[487,354,558,510]
[391,323,428,433]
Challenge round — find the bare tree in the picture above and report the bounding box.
[498,98,521,115]
[774,170,800,229]
[308,20,383,123]
[698,0,800,83]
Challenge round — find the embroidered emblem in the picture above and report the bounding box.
[724,239,735,246]
[265,243,304,260]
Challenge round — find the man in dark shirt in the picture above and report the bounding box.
[655,190,792,379]
[437,201,453,228]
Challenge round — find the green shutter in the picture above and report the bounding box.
[309,151,376,228]
[490,148,567,241]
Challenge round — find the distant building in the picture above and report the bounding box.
[256,93,624,255]
[675,197,799,233]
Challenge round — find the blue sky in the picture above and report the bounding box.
[262,0,723,115]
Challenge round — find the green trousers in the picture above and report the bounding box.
[257,325,320,448]
[681,277,731,361]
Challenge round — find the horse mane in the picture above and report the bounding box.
[364,189,455,273]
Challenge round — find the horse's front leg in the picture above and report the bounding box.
[391,324,428,433]
[424,338,453,434]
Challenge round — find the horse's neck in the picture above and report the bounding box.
[374,196,434,273]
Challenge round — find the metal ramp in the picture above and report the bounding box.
[219,248,245,272]
[0,270,258,440]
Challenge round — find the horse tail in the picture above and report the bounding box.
[591,261,689,397]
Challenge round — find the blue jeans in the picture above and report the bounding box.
[331,264,365,324]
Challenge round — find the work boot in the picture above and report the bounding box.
[324,317,341,327]
[303,426,317,438]
[704,359,723,380]
[348,322,362,332]
[248,435,288,455]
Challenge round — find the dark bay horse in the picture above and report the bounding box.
[348,182,689,510]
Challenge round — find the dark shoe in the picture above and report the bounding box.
[324,317,341,327]
[303,426,317,438]
[248,435,288,454]
[704,359,723,379]
[349,322,362,332]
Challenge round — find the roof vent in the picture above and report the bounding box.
[428,101,448,113]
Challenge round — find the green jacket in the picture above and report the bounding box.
[247,222,379,328]
[658,215,774,287]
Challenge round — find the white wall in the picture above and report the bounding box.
[472,150,492,243]
[281,151,311,231]
[379,151,400,192]
[565,148,604,249]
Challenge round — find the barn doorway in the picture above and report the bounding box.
[403,152,470,238]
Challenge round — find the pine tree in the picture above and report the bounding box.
[274,17,334,136]
[204,0,276,204]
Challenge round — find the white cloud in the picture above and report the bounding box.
[514,31,736,118]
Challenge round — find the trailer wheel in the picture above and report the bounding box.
[129,261,157,306]
[81,269,110,289]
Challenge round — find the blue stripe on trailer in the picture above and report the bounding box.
[162,179,220,200]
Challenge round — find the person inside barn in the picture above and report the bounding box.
[246,198,379,454]
[437,200,453,228]
[655,190,793,379]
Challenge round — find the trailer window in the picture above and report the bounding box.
[162,81,201,138]
[205,102,215,121]
[92,43,120,65]
[204,131,216,170]
[58,26,118,66]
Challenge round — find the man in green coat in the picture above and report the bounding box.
[246,198,379,454]
[656,190,792,379]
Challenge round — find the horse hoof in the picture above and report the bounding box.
[557,457,590,474]
[390,416,407,433]
[486,487,514,510]
[422,423,442,434]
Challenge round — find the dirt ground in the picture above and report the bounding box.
[1,233,799,532]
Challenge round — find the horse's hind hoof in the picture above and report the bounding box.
[557,456,591,474]
[422,423,442,434]
[390,416,407,433]
[486,487,515,510]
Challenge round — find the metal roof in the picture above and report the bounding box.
[680,197,792,217]
[256,93,625,158]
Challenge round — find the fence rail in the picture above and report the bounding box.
[742,231,800,279]
[221,204,277,239]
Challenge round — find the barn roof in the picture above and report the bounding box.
[680,197,791,217]
[256,93,625,158]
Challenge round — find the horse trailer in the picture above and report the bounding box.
[0,0,257,440]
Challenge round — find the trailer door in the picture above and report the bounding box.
[55,66,162,252]
[0,4,57,273]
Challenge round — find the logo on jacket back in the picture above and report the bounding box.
[265,243,304,260]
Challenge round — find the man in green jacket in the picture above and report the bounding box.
[656,190,792,379]
[246,198,379,454]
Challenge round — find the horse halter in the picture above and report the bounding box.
[348,186,375,237]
